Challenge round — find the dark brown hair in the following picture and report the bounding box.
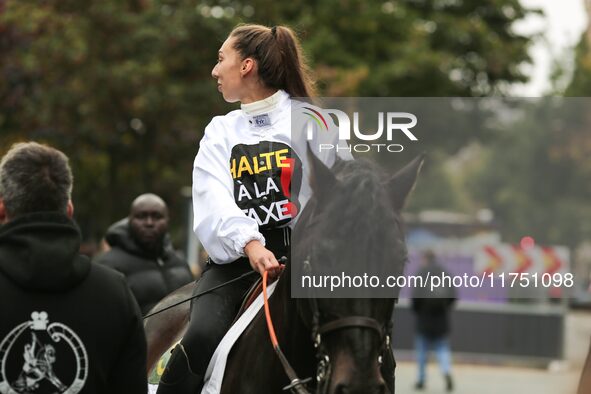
[0,142,73,217]
[229,24,316,98]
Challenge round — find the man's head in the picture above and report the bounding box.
[128,193,169,254]
[0,142,74,223]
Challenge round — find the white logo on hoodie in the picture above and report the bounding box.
[0,312,88,394]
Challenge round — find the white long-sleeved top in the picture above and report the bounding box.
[192,90,350,264]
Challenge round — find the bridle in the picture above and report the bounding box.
[302,258,393,394]
[262,256,393,394]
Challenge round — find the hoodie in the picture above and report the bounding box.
[0,212,89,292]
[0,212,147,393]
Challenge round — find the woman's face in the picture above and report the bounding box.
[211,37,246,103]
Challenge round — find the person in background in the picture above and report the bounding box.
[94,193,194,315]
[411,250,456,392]
[0,142,147,393]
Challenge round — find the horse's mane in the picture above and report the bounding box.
[306,158,408,278]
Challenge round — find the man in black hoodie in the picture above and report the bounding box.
[94,194,193,315]
[0,142,147,394]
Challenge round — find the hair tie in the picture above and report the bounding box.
[271,26,277,37]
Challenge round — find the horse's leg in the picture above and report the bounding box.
[144,282,195,374]
[157,260,257,394]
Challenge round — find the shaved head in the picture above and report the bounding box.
[130,193,168,216]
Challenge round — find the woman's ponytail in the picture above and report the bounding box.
[230,24,317,98]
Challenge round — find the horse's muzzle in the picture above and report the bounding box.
[331,381,389,394]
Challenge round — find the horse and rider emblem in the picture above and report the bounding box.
[0,312,88,394]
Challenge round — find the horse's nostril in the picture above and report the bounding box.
[333,384,348,394]
[368,384,387,394]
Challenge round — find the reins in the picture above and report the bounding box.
[143,270,258,320]
[263,270,312,394]
[144,256,290,320]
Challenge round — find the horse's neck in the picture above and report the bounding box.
[273,263,310,343]
[273,263,295,322]
[269,263,316,377]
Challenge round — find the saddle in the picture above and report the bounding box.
[234,277,264,324]
[234,265,285,324]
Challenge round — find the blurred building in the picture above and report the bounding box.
[394,209,570,363]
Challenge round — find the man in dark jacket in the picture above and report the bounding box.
[411,250,456,392]
[94,194,194,315]
[0,142,147,393]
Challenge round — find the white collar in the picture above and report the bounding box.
[241,90,290,128]
[241,90,288,116]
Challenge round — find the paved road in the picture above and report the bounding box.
[394,310,591,394]
[395,362,579,394]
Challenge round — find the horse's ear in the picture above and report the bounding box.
[307,144,338,201]
[387,153,425,211]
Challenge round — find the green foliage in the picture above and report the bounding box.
[0,0,537,243]
[0,0,235,239]
[566,33,591,96]
[240,0,535,96]
[467,99,591,248]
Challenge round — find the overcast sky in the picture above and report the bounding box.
[512,0,588,95]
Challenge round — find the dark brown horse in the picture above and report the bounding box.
[146,153,423,394]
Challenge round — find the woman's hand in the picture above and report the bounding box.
[244,240,282,278]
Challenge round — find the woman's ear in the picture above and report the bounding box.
[240,58,256,77]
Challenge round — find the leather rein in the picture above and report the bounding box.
[262,258,392,394]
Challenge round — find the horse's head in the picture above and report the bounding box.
[293,153,423,394]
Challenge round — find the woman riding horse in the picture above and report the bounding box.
[148,152,424,393]
[156,23,351,393]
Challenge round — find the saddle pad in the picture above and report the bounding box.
[201,280,277,394]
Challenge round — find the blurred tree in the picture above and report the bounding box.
[452,1,591,248]
[270,0,534,98]
[0,0,236,241]
[467,99,591,248]
[562,1,591,189]
[566,0,591,96]
[456,1,591,248]
[245,0,538,215]
[0,0,538,244]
